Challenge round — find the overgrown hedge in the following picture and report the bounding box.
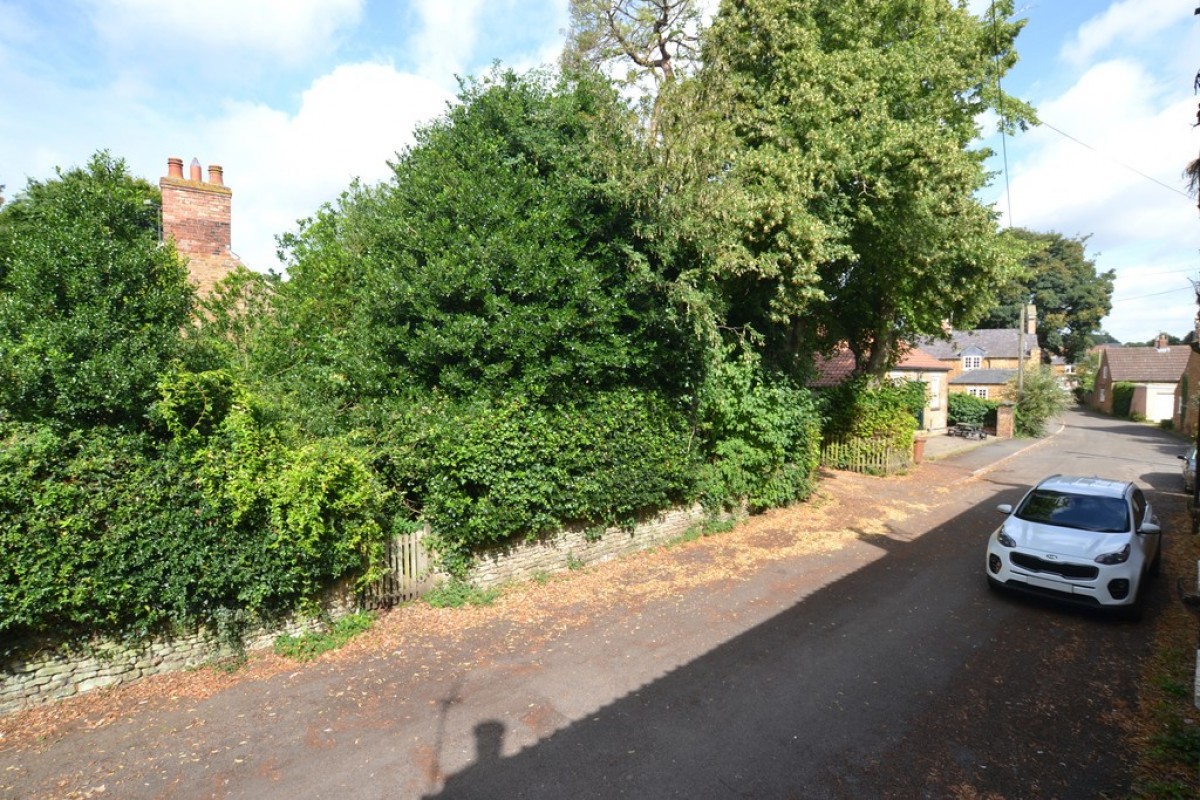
[382,389,701,576]
[0,375,391,645]
[947,392,999,426]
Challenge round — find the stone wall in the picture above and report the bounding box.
[1,582,357,715]
[466,504,731,588]
[2,505,729,714]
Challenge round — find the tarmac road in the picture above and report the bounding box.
[0,407,1184,799]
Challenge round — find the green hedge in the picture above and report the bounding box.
[382,389,699,576]
[0,380,391,644]
[947,392,999,426]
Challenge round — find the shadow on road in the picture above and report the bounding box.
[424,470,1178,800]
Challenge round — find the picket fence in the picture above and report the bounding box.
[820,436,910,476]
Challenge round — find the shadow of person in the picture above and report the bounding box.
[427,720,506,799]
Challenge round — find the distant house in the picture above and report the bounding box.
[916,327,1041,402]
[809,345,951,432]
[1092,336,1190,422]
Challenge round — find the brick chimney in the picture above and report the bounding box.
[159,156,241,295]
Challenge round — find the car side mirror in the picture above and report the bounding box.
[1179,455,1187,462]
[1139,521,1161,535]
[996,504,1013,514]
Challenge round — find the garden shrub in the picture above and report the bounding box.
[384,388,699,576]
[947,392,999,427]
[821,376,922,449]
[1112,382,1136,419]
[694,354,822,513]
[0,379,391,645]
[1010,367,1069,437]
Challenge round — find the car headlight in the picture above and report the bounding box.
[1095,543,1130,565]
[995,528,1016,548]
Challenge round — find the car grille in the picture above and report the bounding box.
[1011,553,1098,581]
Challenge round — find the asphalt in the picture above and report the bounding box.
[918,424,1053,474]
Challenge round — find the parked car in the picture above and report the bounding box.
[1178,446,1195,494]
[985,475,1162,619]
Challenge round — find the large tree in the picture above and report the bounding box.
[0,152,194,427]
[975,228,1114,363]
[562,0,704,136]
[263,69,698,413]
[669,0,1033,377]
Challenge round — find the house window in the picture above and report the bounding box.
[962,355,982,370]
[1099,387,1106,403]
[967,387,989,399]
[1064,364,1075,375]
[929,376,941,409]
[1102,365,1108,380]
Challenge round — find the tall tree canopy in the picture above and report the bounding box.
[0,152,193,427]
[262,69,698,415]
[666,0,1033,377]
[563,0,704,135]
[975,228,1114,362]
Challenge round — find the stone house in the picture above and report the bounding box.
[1091,336,1190,422]
[809,345,951,432]
[915,327,1041,402]
[159,156,243,295]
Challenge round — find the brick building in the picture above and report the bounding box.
[159,157,243,295]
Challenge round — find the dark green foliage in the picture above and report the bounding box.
[265,69,699,415]
[821,377,922,449]
[384,389,698,575]
[1112,382,1136,420]
[1011,367,1068,437]
[694,354,822,513]
[948,392,999,426]
[0,383,391,641]
[0,152,194,427]
[976,229,1114,363]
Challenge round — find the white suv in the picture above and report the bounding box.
[985,475,1162,619]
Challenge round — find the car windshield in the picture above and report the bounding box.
[1014,489,1130,533]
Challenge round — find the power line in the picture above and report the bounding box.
[1113,284,1196,302]
[1037,120,1193,201]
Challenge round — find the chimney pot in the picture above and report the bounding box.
[208,165,224,186]
[167,157,184,179]
[189,158,202,182]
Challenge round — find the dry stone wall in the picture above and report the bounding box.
[2,504,730,714]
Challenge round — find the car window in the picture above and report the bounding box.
[1015,490,1130,533]
[1131,488,1146,528]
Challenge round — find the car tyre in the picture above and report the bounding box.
[1148,548,1162,578]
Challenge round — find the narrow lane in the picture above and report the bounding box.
[0,409,1179,799]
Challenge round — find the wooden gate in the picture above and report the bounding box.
[362,524,435,609]
[820,436,910,476]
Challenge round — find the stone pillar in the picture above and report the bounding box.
[995,404,1015,439]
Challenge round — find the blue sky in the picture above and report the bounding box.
[1,0,1198,344]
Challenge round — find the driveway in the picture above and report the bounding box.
[0,408,1181,799]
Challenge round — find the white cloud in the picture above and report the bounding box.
[409,0,486,83]
[84,0,364,66]
[990,55,1200,342]
[201,62,455,271]
[1060,0,1187,67]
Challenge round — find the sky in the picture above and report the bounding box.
[1,0,1198,345]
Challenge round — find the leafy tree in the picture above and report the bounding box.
[0,152,194,427]
[1010,366,1068,437]
[563,0,704,136]
[975,229,1114,363]
[673,0,1032,378]
[264,69,698,418]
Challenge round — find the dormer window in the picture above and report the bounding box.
[962,355,982,370]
